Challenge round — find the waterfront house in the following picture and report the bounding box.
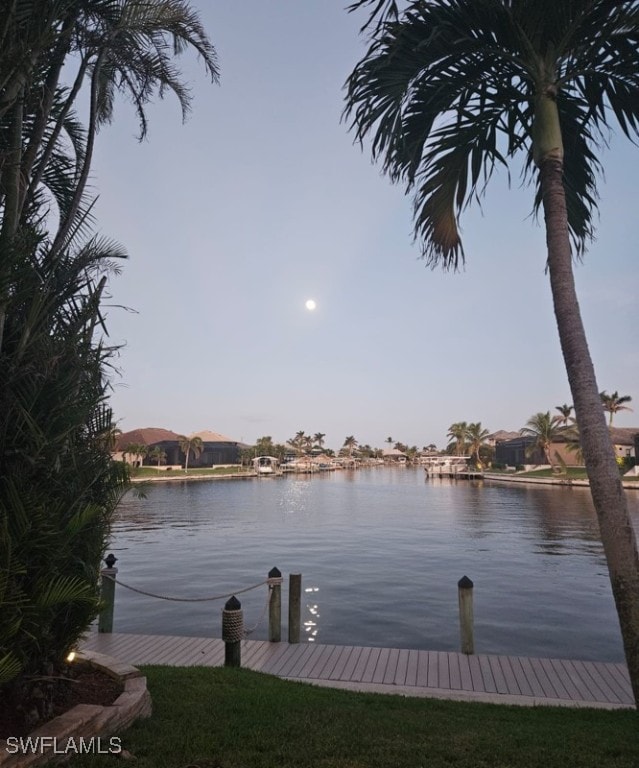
[114,427,245,468]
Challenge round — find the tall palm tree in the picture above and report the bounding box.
[313,432,326,450]
[555,404,574,427]
[446,422,468,456]
[343,435,358,458]
[346,0,639,705]
[601,391,633,426]
[520,412,563,468]
[466,423,491,469]
[178,435,203,472]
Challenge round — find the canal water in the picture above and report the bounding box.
[108,467,639,662]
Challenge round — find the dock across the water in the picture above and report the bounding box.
[81,633,634,710]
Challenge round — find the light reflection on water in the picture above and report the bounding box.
[108,468,639,661]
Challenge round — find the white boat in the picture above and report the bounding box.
[253,456,281,476]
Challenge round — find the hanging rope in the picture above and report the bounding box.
[243,585,272,637]
[100,573,268,603]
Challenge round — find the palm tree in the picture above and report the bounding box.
[178,435,203,472]
[520,412,563,468]
[466,423,491,469]
[343,435,358,459]
[564,424,585,466]
[385,436,393,446]
[313,432,326,450]
[124,442,147,468]
[346,0,639,705]
[0,0,219,349]
[446,422,468,456]
[601,391,633,426]
[149,446,167,472]
[555,404,574,427]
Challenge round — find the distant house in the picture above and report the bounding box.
[382,448,407,463]
[114,427,245,467]
[608,427,638,460]
[495,427,638,468]
[487,430,520,448]
[115,427,182,466]
[494,436,543,466]
[188,430,246,466]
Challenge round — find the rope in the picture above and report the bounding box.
[243,585,272,637]
[101,573,268,603]
[222,609,244,643]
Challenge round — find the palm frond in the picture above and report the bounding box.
[345,0,639,265]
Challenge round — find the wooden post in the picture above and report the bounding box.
[458,575,475,655]
[222,596,243,667]
[288,573,302,644]
[98,553,118,633]
[268,567,282,642]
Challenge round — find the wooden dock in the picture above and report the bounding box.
[80,633,634,709]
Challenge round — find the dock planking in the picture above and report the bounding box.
[80,632,635,709]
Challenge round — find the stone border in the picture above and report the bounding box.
[483,472,639,490]
[0,650,152,767]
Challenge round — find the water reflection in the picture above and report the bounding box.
[108,468,639,662]
[304,585,321,642]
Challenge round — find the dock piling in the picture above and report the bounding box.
[268,567,283,642]
[98,553,118,633]
[288,573,302,643]
[222,596,243,667]
[458,575,475,654]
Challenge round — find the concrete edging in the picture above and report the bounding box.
[483,473,638,490]
[0,650,152,767]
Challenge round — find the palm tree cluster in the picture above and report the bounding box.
[346,0,639,703]
[0,0,217,722]
[288,431,329,455]
[446,422,491,468]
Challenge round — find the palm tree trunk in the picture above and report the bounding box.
[539,153,639,707]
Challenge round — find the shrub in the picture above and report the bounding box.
[0,235,128,726]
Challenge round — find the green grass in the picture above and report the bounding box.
[131,466,250,478]
[515,468,639,483]
[519,467,589,479]
[73,666,639,768]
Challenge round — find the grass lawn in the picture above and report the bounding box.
[131,466,250,478]
[73,666,639,768]
[516,468,639,483]
[519,467,589,479]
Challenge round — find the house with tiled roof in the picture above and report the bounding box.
[114,427,245,468]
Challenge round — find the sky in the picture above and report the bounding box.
[87,1,638,451]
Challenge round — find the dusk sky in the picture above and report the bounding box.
[89,1,637,451]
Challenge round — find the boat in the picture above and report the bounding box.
[253,456,282,476]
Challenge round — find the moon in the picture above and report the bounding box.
[305,299,317,311]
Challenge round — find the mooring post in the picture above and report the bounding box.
[288,573,302,644]
[98,553,118,633]
[268,567,283,642]
[458,575,475,654]
[222,596,243,667]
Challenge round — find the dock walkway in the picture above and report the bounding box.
[81,633,634,709]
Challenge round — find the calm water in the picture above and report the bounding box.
[108,467,639,662]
